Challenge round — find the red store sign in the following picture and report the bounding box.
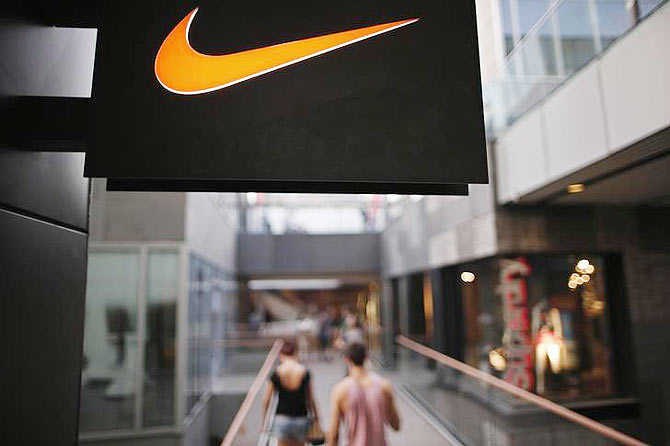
[497,258,534,391]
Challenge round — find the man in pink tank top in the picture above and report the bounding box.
[326,343,400,446]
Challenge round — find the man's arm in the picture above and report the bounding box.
[260,382,273,430]
[326,383,345,446]
[382,380,400,431]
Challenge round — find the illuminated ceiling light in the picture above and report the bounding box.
[586,264,595,274]
[246,192,258,205]
[461,271,476,283]
[577,259,590,271]
[248,279,342,290]
[567,183,586,193]
[575,277,584,285]
[568,281,578,289]
[582,274,590,283]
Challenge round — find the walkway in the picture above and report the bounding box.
[231,355,451,445]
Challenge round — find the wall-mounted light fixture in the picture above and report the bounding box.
[567,183,586,193]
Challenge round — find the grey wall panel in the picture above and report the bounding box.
[380,279,396,366]
[396,276,411,336]
[0,149,88,231]
[600,2,670,152]
[79,434,181,446]
[429,269,447,354]
[185,193,237,272]
[0,209,87,446]
[183,400,210,446]
[238,233,380,276]
[0,22,96,98]
[381,183,497,277]
[88,179,185,242]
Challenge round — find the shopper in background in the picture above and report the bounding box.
[326,342,400,446]
[317,306,334,361]
[262,340,321,446]
[296,313,317,361]
[342,313,364,345]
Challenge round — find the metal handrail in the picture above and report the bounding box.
[220,339,284,446]
[396,335,649,446]
[213,338,282,348]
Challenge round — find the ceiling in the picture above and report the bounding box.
[553,153,670,206]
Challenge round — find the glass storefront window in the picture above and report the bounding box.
[187,254,236,416]
[527,255,613,399]
[80,251,140,432]
[462,261,503,372]
[143,249,179,427]
[461,254,616,401]
[187,256,213,414]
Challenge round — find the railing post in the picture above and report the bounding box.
[626,0,640,25]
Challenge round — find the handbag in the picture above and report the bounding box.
[305,375,325,445]
[307,416,325,445]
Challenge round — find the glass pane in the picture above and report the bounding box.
[80,251,139,432]
[522,18,558,77]
[596,0,631,49]
[143,249,179,427]
[509,17,563,119]
[557,0,597,74]
[390,343,621,446]
[187,256,199,414]
[518,0,552,39]
[500,0,517,55]
[638,0,664,18]
[187,255,217,416]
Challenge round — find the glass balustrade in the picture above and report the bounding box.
[484,0,667,136]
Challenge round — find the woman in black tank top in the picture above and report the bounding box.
[271,369,310,417]
[261,340,321,446]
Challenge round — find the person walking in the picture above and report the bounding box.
[326,342,400,446]
[317,307,334,361]
[296,313,317,362]
[261,340,321,446]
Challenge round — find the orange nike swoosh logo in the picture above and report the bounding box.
[155,8,418,95]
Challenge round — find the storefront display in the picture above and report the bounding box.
[461,253,616,401]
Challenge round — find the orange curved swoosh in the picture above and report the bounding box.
[155,8,418,95]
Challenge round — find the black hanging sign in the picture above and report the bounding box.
[85,0,487,193]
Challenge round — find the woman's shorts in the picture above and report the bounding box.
[272,415,309,442]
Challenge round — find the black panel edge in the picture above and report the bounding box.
[0,202,88,235]
[12,1,103,27]
[106,178,469,195]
